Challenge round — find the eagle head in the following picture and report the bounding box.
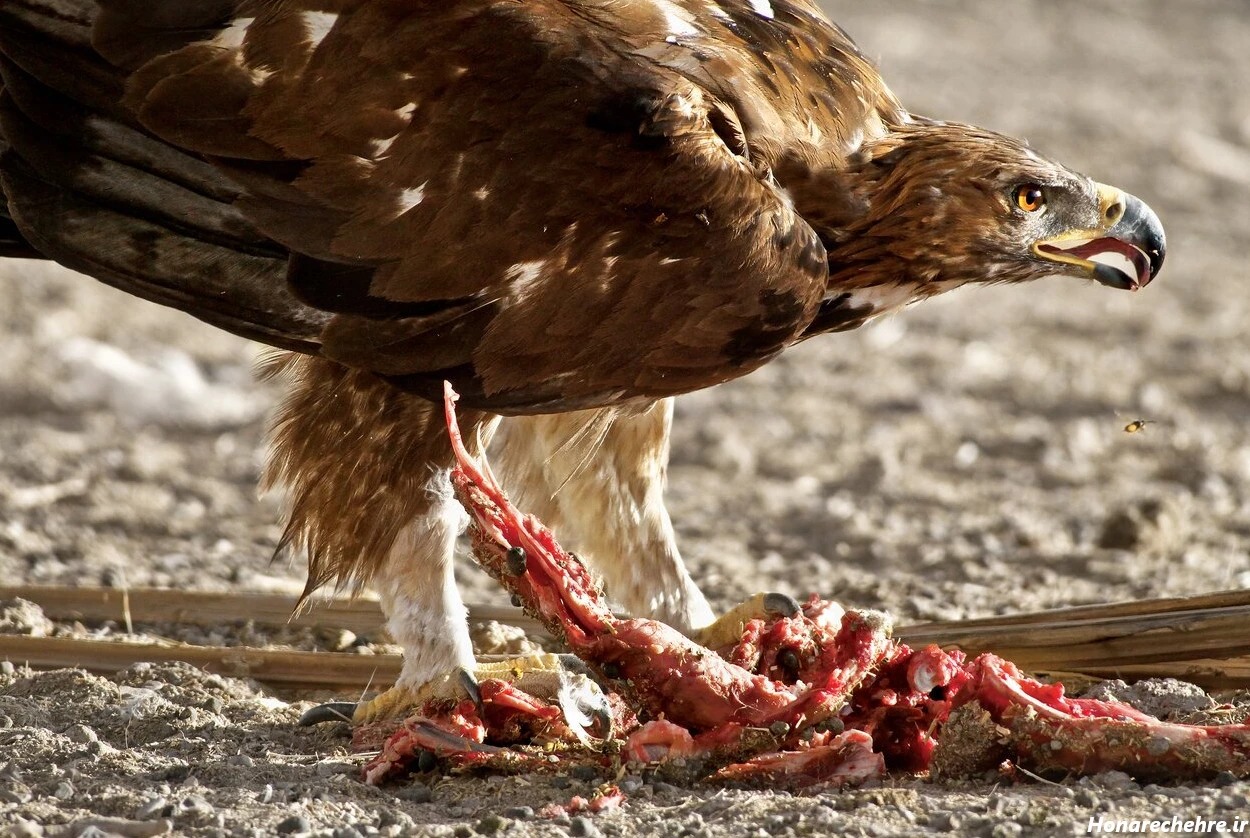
[824,121,1166,301]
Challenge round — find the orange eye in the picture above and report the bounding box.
[1014,184,1045,212]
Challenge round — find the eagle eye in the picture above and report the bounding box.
[1013,184,1046,213]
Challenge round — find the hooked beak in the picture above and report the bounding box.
[1032,184,1166,291]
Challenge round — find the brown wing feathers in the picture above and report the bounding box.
[81,1,834,412]
[0,0,883,414]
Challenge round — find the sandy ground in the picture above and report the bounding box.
[3,0,1250,835]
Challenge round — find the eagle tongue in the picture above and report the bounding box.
[1061,238,1153,289]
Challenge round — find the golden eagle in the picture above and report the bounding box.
[0,0,1164,720]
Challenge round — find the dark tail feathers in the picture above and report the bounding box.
[0,0,328,354]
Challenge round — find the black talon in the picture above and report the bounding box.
[298,702,357,726]
[416,750,438,773]
[762,592,802,618]
[505,546,528,576]
[572,690,615,741]
[457,667,483,711]
[558,675,615,744]
[556,653,596,679]
[587,702,614,740]
[510,593,523,607]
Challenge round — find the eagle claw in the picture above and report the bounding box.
[298,701,357,726]
[762,592,802,618]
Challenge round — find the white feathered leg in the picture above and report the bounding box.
[491,398,716,633]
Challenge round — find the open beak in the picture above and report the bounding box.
[1032,184,1166,291]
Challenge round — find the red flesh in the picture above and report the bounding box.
[359,385,1250,787]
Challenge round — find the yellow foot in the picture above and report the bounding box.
[351,681,435,725]
[695,591,802,651]
[300,653,611,740]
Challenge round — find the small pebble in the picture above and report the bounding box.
[332,828,364,838]
[1,661,14,676]
[476,814,508,835]
[0,715,12,730]
[378,810,414,831]
[551,775,571,790]
[1213,771,1240,788]
[395,782,432,804]
[259,785,274,804]
[502,807,534,820]
[1218,792,1248,810]
[5,819,41,838]
[159,765,193,784]
[276,815,312,835]
[64,724,98,744]
[452,826,473,838]
[618,776,642,794]
[1074,789,1100,808]
[53,781,75,800]
[226,755,255,768]
[136,796,169,819]
[570,765,598,782]
[962,816,990,832]
[179,795,214,816]
[568,816,602,838]
[990,823,1022,838]
[1089,770,1136,791]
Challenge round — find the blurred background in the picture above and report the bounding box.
[1,0,1247,625]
